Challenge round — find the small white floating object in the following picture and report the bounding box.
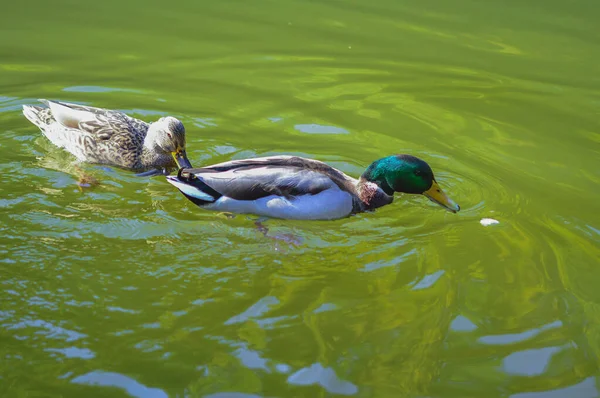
[480,218,500,226]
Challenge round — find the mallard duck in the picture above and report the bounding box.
[22,99,192,175]
[166,154,460,220]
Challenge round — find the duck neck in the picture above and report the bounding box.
[143,127,160,152]
[356,178,394,210]
[140,146,172,169]
[140,128,170,169]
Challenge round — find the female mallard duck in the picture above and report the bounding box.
[22,99,192,174]
[166,154,460,220]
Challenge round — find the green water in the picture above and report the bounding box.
[1,0,599,396]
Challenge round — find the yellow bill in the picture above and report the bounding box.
[171,149,193,169]
[423,180,460,213]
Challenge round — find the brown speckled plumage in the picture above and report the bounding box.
[23,99,188,171]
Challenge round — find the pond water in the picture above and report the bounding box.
[1,0,599,396]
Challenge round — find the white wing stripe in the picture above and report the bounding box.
[166,178,215,202]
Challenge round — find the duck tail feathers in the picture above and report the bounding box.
[23,104,53,129]
[166,175,217,203]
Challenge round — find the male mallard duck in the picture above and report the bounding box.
[166,154,460,220]
[23,99,192,174]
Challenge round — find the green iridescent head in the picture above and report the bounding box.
[361,154,460,213]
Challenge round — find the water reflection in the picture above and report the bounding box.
[450,315,478,332]
[287,363,358,395]
[293,123,349,134]
[72,371,168,398]
[503,345,564,376]
[509,377,598,398]
[6,318,86,342]
[225,296,280,325]
[411,269,446,290]
[1,0,599,396]
[62,85,144,94]
[47,346,95,360]
[479,320,563,345]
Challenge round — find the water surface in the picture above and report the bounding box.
[1,0,599,397]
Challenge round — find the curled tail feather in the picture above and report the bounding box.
[22,104,55,129]
[23,104,69,149]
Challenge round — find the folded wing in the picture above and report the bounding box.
[169,156,353,203]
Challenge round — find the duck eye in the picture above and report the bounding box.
[167,132,173,139]
[414,170,421,176]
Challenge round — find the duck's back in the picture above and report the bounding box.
[23,100,149,169]
[192,155,359,197]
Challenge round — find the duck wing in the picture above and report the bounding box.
[168,156,357,203]
[44,100,148,140]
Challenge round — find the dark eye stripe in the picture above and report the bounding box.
[168,119,185,134]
